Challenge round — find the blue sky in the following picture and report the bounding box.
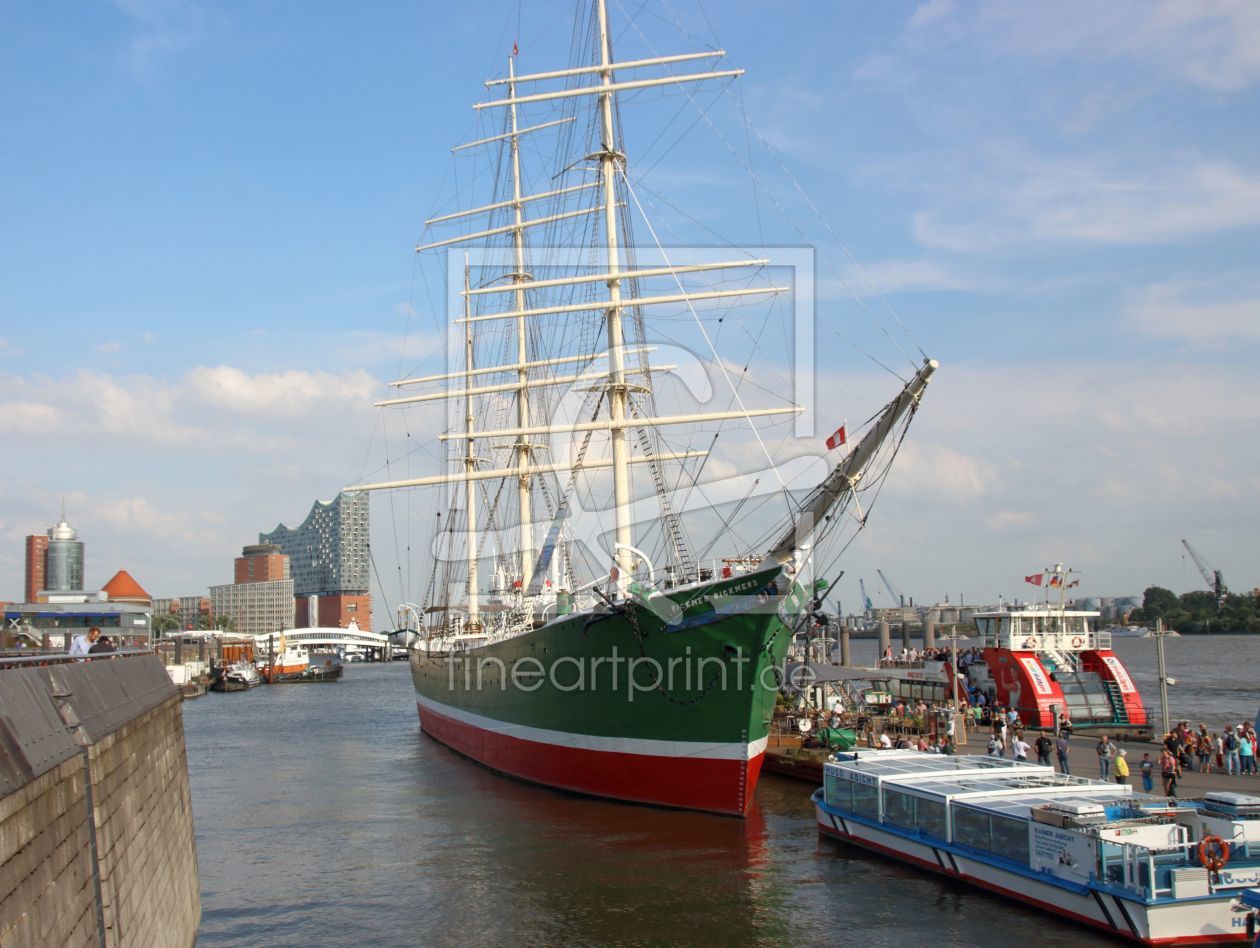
[2,0,1258,622]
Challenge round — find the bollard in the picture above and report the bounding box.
[924,613,937,650]
[901,622,910,650]
[840,626,851,666]
[878,621,890,659]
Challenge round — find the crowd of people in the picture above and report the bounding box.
[975,713,1259,800]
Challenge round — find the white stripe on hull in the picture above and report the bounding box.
[817,808,1246,944]
[415,690,768,761]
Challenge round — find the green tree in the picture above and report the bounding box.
[1130,586,1179,624]
[153,613,181,636]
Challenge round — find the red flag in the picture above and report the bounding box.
[825,424,847,451]
[512,40,519,56]
[1024,574,1043,586]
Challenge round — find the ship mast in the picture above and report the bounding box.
[595,0,633,594]
[462,257,479,627]
[506,55,536,592]
[762,358,938,569]
[352,13,808,602]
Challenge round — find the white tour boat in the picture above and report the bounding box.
[814,750,1260,944]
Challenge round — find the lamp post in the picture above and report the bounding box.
[1154,618,1174,737]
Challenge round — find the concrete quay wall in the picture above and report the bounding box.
[0,654,200,947]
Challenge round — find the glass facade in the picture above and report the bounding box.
[260,492,369,597]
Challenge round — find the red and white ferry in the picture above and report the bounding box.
[967,603,1148,730]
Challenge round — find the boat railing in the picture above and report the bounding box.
[984,628,1113,652]
[1114,840,1205,899]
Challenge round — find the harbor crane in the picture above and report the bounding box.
[1180,538,1227,607]
[877,568,906,608]
[858,578,873,617]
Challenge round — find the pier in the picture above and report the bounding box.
[0,650,200,946]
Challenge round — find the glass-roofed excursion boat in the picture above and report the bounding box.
[813,751,1260,944]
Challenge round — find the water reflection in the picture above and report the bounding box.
[189,663,1113,946]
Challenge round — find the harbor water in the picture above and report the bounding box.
[187,636,1257,946]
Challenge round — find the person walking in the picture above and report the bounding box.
[1140,752,1154,793]
[1240,731,1256,776]
[1113,748,1130,785]
[1160,746,1181,798]
[1226,727,1242,776]
[1056,732,1071,774]
[1034,731,1053,767]
[1096,735,1114,780]
[1012,735,1030,762]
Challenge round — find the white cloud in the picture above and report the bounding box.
[185,365,377,417]
[1127,283,1260,347]
[111,0,208,78]
[985,510,1036,531]
[909,0,955,30]
[95,341,122,353]
[974,0,1260,93]
[821,258,975,297]
[912,157,1260,252]
[0,401,61,434]
[879,440,996,502]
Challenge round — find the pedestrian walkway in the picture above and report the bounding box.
[960,730,1256,798]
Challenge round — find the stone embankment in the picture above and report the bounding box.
[0,652,200,946]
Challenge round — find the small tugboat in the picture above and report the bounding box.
[209,660,262,692]
[259,639,343,684]
[814,750,1260,944]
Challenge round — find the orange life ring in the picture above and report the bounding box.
[1070,636,1084,648]
[1022,637,1036,650]
[1198,835,1230,872]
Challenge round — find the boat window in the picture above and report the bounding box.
[989,814,1030,865]
[851,781,880,821]
[952,806,991,851]
[916,797,948,840]
[824,771,852,809]
[881,789,948,839]
[883,789,915,830]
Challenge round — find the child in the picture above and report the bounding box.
[1140,752,1154,793]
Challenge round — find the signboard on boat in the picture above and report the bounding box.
[1100,655,1136,693]
[1018,656,1053,696]
[1030,823,1093,884]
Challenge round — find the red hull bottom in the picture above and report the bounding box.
[418,702,763,816]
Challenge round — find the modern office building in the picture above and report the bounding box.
[152,596,212,632]
[234,544,288,584]
[208,579,295,636]
[260,491,371,629]
[45,517,85,593]
[24,534,48,603]
[207,544,295,635]
[24,516,85,600]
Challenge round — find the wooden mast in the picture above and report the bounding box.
[462,256,479,628]
[507,54,535,593]
[596,0,633,595]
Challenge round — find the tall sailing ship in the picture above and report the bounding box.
[349,1,936,816]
